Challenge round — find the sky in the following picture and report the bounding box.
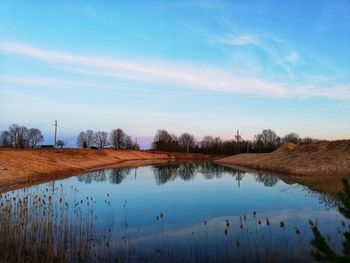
[0,0,350,148]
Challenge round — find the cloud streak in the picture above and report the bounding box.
[0,75,97,88]
[0,41,349,100]
[216,34,257,46]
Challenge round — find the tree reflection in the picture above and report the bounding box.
[109,168,131,185]
[254,173,279,187]
[152,162,247,185]
[153,164,180,185]
[76,163,283,188]
[77,168,131,185]
[200,163,227,179]
[77,170,107,184]
[178,163,197,181]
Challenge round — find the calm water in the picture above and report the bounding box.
[0,162,347,262]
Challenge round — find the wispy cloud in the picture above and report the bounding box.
[285,51,300,64]
[215,34,257,46]
[0,41,349,100]
[214,33,301,78]
[0,75,97,88]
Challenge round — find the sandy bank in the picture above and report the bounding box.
[0,149,212,192]
[215,140,350,194]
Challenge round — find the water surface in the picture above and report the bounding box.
[0,162,346,262]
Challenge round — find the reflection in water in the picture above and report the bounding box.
[109,168,131,185]
[153,162,245,185]
[0,163,346,262]
[254,173,279,187]
[152,163,179,184]
[77,162,279,189]
[77,170,107,183]
[77,168,131,185]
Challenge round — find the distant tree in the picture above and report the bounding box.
[110,128,126,149]
[125,135,135,149]
[0,130,11,148]
[77,131,87,148]
[201,136,215,154]
[9,124,20,148]
[1,125,44,148]
[254,129,280,152]
[178,133,197,153]
[77,130,94,148]
[85,130,94,147]
[300,137,314,144]
[202,136,214,148]
[283,132,300,144]
[27,128,44,148]
[213,137,223,154]
[56,139,65,148]
[9,124,29,148]
[94,131,109,148]
[152,129,173,151]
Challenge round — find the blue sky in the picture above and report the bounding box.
[0,0,349,147]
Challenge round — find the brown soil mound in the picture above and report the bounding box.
[216,140,350,194]
[0,149,212,192]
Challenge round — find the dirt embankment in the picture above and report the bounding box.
[0,149,212,192]
[216,140,350,194]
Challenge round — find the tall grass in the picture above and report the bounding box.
[0,167,347,262]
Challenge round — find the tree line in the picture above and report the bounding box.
[76,128,139,149]
[0,124,44,148]
[0,123,315,154]
[151,129,315,155]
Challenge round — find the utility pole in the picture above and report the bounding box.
[235,129,240,154]
[187,141,190,154]
[135,137,138,150]
[54,120,58,147]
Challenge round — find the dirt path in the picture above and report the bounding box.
[215,140,350,194]
[0,149,212,192]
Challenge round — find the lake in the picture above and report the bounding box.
[0,162,347,262]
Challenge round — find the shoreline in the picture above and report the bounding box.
[0,149,213,193]
[215,140,350,195]
[1,140,349,195]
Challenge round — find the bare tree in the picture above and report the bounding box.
[27,128,44,148]
[178,133,197,153]
[77,130,94,148]
[125,135,134,149]
[85,130,94,147]
[283,132,300,144]
[0,130,11,148]
[94,131,109,148]
[1,124,44,148]
[254,129,280,152]
[213,137,223,154]
[9,124,19,147]
[77,131,87,148]
[9,124,28,148]
[152,129,179,151]
[56,139,65,148]
[201,136,214,148]
[300,137,315,144]
[110,128,126,149]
